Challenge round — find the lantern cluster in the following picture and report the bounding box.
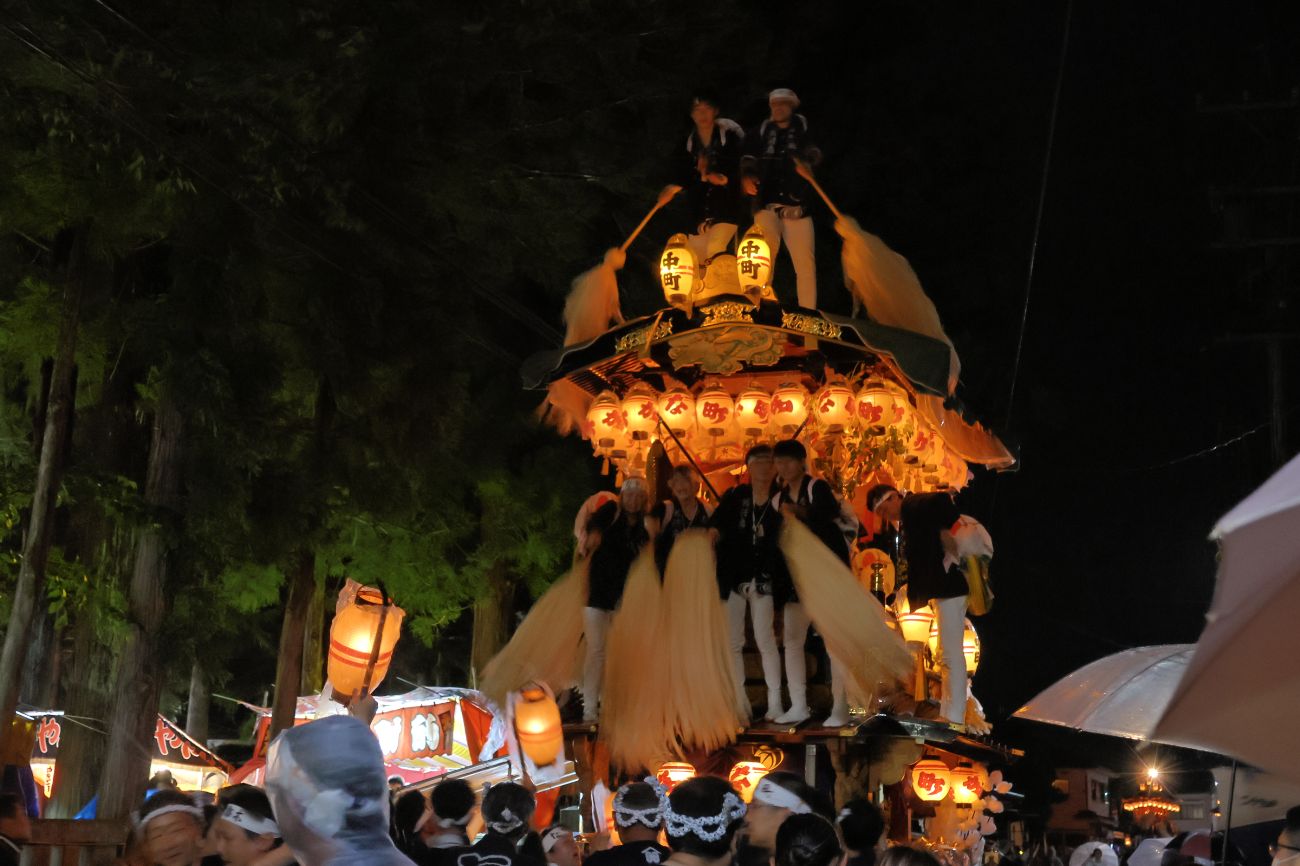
[910,758,988,805]
[660,227,774,309]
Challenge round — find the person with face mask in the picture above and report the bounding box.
[1271,808,1300,866]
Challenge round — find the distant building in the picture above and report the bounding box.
[1047,768,1118,848]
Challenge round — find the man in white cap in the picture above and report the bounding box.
[741,88,822,309]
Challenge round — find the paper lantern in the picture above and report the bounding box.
[514,684,563,767]
[656,386,696,437]
[907,423,938,466]
[950,764,984,805]
[813,380,855,435]
[327,586,405,700]
[735,383,773,438]
[728,761,770,803]
[587,391,628,450]
[622,385,659,442]
[656,761,696,791]
[854,381,899,436]
[660,233,698,308]
[910,759,953,802]
[695,381,735,437]
[897,605,934,645]
[770,382,810,434]
[735,225,772,300]
[928,617,981,675]
[942,452,969,490]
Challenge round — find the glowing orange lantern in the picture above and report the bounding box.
[907,423,938,466]
[660,234,698,308]
[770,382,809,434]
[854,381,899,436]
[656,386,696,438]
[327,585,405,700]
[655,761,696,791]
[950,764,984,805]
[813,380,855,435]
[622,385,659,442]
[927,617,982,675]
[728,761,770,803]
[734,383,773,438]
[587,391,628,451]
[696,381,735,437]
[734,225,772,301]
[897,605,934,645]
[910,758,953,802]
[942,453,969,490]
[514,684,563,767]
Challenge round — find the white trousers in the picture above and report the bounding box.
[687,222,738,262]
[727,584,784,704]
[932,594,969,724]
[581,607,612,719]
[782,602,812,709]
[754,209,817,308]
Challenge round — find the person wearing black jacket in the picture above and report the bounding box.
[741,89,823,309]
[582,478,650,722]
[650,465,714,578]
[711,445,788,720]
[662,93,745,266]
[586,781,672,866]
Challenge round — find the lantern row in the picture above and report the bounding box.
[910,758,988,805]
[661,225,774,307]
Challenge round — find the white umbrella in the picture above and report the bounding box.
[1128,837,1172,866]
[1013,645,1194,739]
[1068,841,1119,866]
[1153,453,1300,782]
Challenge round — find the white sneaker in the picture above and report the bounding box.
[773,705,810,725]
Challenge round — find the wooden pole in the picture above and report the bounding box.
[793,159,844,221]
[619,191,677,253]
[655,415,719,500]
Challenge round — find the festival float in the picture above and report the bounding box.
[478,149,1022,860]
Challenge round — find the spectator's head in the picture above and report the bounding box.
[387,775,405,794]
[430,778,476,830]
[691,93,721,125]
[1273,808,1300,866]
[879,846,943,866]
[138,789,207,866]
[614,780,667,842]
[775,813,843,866]
[837,799,885,856]
[745,445,776,486]
[773,440,807,484]
[0,793,30,844]
[867,485,901,524]
[668,465,699,503]
[482,782,536,842]
[743,773,825,851]
[211,785,281,866]
[543,825,581,866]
[664,776,746,861]
[620,477,648,514]
[392,790,433,850]
[768,89,799,123]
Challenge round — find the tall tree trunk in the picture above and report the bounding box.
[185,662,209,745]
[469,561,512,687]
[0,228,85,756]
[96,400,183,821]
[271,548,315,737]
[46,610,110,818]
[301,578,324,695]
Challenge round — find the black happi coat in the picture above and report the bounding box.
[741,114,821,209]
[711,483,790,602]
[650,497,713,584]
[670,119,746,229]
[586,842,673,866]
[900,492,967,608]
[586,500,649,610]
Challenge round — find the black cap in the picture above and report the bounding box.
[772,439,806,460]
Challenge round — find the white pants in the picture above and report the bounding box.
[782,602,812,709]
[754,209,816,309]
[687,222,738,262]
[727,584,783,704]
[581,607,612,719]
[932,595,969,724]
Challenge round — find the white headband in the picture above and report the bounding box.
[752,779,811,814]
[613,778,668,829]
[138,804,205,831]
[437,813,473,829]
[221,804,281,838]
[663,791,746,843]
[542,827,570,853]
[488,807,525,835]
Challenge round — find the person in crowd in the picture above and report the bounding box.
[734,774,832,866]
[837,799,885,866]
[0,793,30,866]
[391,790,436,865]
[774,814,843,866]
[771,439,850,726]
[878,847,942,866]
[426,778,475,854]
[741,88,823,308]
[662,776,746,866]
[586,780,672,866]
[582,478,651,721]
[136,789,224,866]
[210,785,287,866]
[542,826,580,866]
[650,465,714,576]
[868,483,969,725]
[463,782,544,866]
[661,93,746,264]
[712,444,788,720]
[1271,807,1300,866]
[264,715,416,866]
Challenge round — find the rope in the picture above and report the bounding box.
[1003,0,1075,432]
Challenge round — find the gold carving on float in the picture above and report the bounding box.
[668,326,782,375]
[699,301,755,327]
[781,312,842,340]
[615,320,673,353]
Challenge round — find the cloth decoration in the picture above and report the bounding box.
[663,791,746,843]
[221,804,281,837]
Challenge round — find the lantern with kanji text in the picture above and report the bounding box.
[734,225,772,302]
[910,758,953,802]
[950,764,984,805]
[660,234,698,308]
[770,382,810,434]
[656,761,696,791]
[656,386,696,438]
[696,381,735,438]
[587,391,628,453]
[622,385,659,443]
[735,383,773,439]
[728,761,771,803]
[813,380,856,435]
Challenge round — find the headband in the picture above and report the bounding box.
[488,807,525,835]
[622,478,646,493]
[437,813,473,829]
[663,791,746,843]
[752,779,811,814]
[542,827,570,853]
[221,804,281,837]
[613,778,668,829]
[138,804,205,831]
